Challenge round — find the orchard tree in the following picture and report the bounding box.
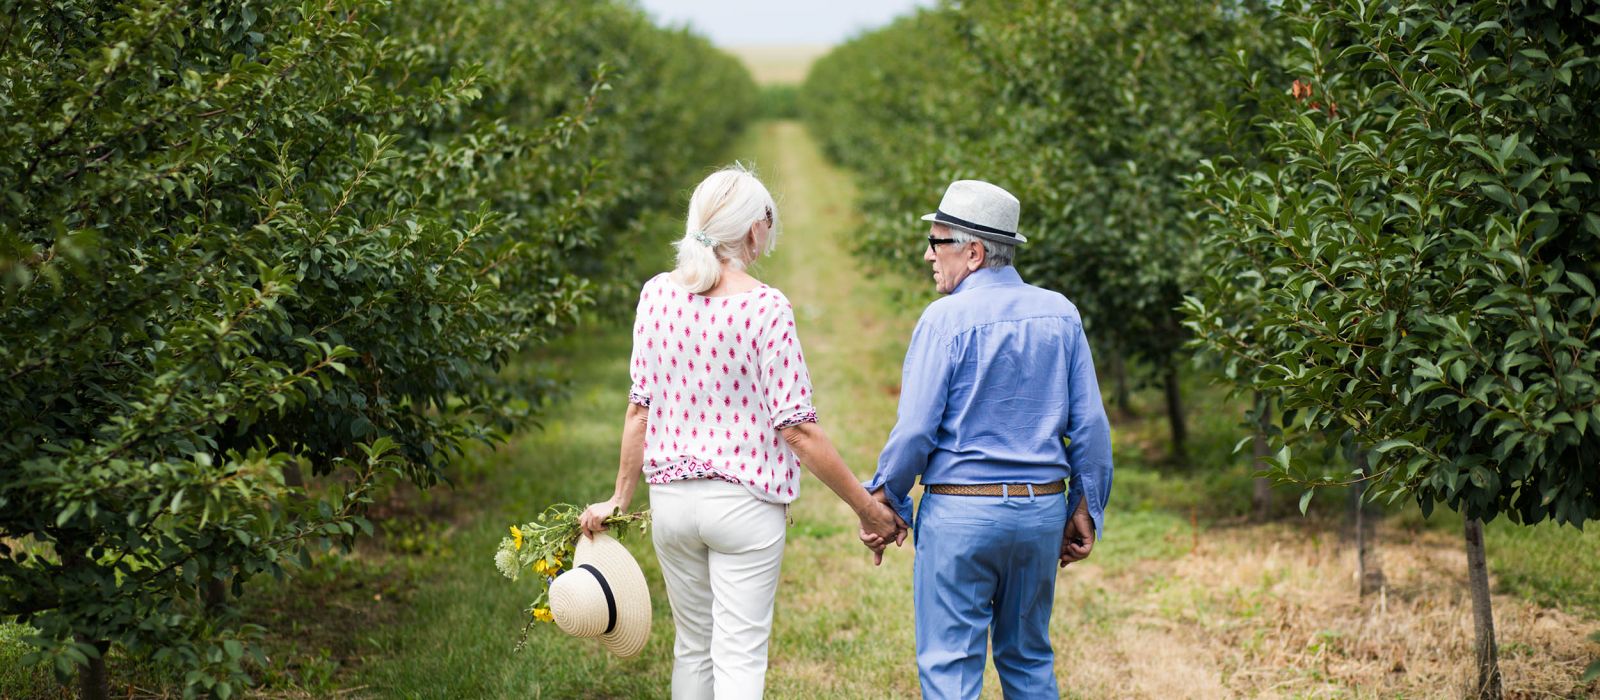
[1185,1,1600,696]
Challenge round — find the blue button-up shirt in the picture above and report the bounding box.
[866,266,1113,536]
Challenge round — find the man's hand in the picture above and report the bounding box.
[1059,498,1095,567]
[859,489,909,566]
[578,498,621,538]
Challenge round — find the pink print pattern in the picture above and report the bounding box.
[627,274,817,504]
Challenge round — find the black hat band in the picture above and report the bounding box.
[577,564,617,635]
[933,209,1017,239]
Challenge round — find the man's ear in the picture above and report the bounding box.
[967,241,986,271]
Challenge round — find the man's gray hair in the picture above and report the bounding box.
[946,228,1016,269]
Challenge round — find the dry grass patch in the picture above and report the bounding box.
[1045,520,1600,699]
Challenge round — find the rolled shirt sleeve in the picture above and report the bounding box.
[866,317,950,526]
[1063,322,1113,538]
[628,285,652,408]
[760,300,817,429]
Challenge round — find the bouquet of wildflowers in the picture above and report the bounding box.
[494,503,650,649]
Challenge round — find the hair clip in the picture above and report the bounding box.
[690,230,714,247]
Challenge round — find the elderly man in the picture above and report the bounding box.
[863,180,1113,699]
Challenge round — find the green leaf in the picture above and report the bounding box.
[1299,489,1314,516]
[1470,465,1492,489]
[1372,438,1414,454]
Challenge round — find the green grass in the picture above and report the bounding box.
[1485,520,1600,615]
[0,622,57,699]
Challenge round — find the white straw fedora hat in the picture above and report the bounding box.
[548,533,652,658]
[921,179,1028,245]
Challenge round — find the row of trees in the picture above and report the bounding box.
[802,0,1598,696]
[0,1,756,698]
[805,0,1279,462]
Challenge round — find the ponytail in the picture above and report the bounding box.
[672,233,723,294]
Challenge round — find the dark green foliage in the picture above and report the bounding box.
[803,1,1273,372]
[1184,0,1600,528]
[0,0,753,695]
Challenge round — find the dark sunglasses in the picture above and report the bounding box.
[927,235,959,251]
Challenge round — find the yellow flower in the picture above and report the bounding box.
[510,526,523,551]
[533,607,553,622]
[533,559,548,575]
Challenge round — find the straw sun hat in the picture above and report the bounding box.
[548,533,652,658]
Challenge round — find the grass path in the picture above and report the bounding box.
[352,121,1600,699]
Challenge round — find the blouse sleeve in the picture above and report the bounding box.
[627,281,653,407]
[758,298,817,429]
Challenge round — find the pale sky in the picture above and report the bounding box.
[633,0,934,46]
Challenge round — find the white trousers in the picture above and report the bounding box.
[650,479,787,700]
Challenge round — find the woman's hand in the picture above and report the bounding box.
[579,498,622,538]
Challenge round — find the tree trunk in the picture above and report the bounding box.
[60,544,110,700]
[1464,518,1503,699]
[1350,448,1384,596]
[201,575,228,613]
[1251,392,1272,521]
[1163,361,1187,465]
[75,635,109,700]
[1108,350,1132,417]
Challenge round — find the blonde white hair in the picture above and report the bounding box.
[672,164,780,293]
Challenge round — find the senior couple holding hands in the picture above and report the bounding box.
[575,165,1113,699]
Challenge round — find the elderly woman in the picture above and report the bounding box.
[579,165,902,698]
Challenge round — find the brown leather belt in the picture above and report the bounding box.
[925,481,1065,497]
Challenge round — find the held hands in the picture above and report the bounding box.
[578,498,622,538]
[1059,497,1095,567]
[857,489,909,566]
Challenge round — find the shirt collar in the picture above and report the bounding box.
[952,266,1024,295]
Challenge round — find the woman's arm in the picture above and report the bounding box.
[579,401,650,536]
[781,421,907,550]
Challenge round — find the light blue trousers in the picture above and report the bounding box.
[914,490,1068,700]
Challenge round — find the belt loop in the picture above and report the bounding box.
[1027,483,1036,502]
[1002,483,1009,503]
